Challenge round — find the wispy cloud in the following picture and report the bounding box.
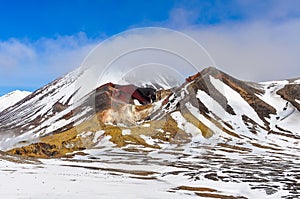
[185,20,300,81]
[234,0,300,21]
[0,33,97,91]
[162,1,300,81]
[0,39,36,72]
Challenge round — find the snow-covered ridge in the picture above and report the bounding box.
[0,90,31,112]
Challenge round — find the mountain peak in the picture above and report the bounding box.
[0,90,31,112]
[200,66,222,76]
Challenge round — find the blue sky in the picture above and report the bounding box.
[1,0,300,95]
[0,0,173,40]
[0,0,248,39]
[2,0,298,39]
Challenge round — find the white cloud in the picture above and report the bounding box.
[0,39,36,71]
[182,20,300,81]
[235,0,300,21]
[0,33,97,89]
[167,8,199,28]
[163,3,300,82]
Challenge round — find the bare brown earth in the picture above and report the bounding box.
[8,114,191,158]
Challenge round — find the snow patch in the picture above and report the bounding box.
[210,76,264,126]
[140,135,156,145]
[121,129,131,136]
[171,111,202,141]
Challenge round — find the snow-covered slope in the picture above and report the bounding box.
[0,90,31,112]
[0,66,299,198]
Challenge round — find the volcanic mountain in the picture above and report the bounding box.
[0,66,299,197]
[0,66,298,155]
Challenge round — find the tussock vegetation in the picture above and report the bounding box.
[8,113,192,158]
